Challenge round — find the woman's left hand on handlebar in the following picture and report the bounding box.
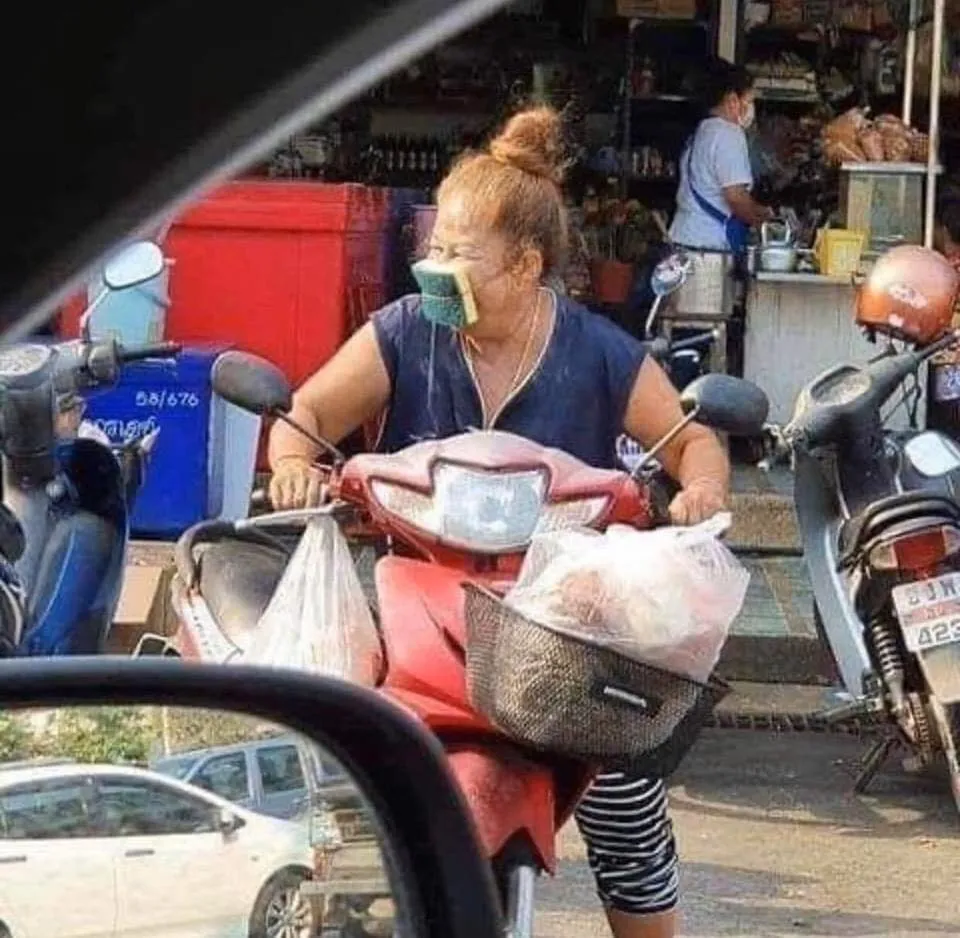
[668,479,727,526]
[269,458,328,510]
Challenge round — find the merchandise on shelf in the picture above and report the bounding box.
[747,52,819,99]
[822,109,930,165]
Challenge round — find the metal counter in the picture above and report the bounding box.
[744,275,921,430]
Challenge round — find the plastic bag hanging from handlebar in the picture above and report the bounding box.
[504,514,749,684]
[243,517,382,686]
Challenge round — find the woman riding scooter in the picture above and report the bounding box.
[268,105,729,938]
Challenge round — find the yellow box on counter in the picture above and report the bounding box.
[814,228,866,278]
[616,0,698,18]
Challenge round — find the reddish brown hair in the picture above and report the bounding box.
[437,106,569,279]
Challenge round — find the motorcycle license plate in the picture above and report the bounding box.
[892,573,960,652]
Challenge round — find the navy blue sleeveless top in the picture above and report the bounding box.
[371,293,647,471]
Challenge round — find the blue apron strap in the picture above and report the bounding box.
[686,149,729,227]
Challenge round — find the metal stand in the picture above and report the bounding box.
[852,733,899,794]
[505,864,537,938]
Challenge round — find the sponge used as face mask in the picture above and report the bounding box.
[411,258,480,328]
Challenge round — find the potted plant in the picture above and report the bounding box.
[581,193,655,304]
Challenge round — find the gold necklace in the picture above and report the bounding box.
[463,290,544,423]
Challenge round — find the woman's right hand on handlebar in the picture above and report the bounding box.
[268,458,328,510]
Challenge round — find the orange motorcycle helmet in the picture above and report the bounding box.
[855,244,959,345]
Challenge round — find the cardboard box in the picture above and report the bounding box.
[106,561,175,655]
[771,0,804,25]
[616,0,698,19]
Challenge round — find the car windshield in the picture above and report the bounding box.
[152,756,201,781]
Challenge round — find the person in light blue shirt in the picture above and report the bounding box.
[669,62,773,252]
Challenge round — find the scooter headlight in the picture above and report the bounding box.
[371,463,548,553]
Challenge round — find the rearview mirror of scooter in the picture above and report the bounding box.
[650,251,692,297]
[644,251,692,338]
[212,350,293,416]
[101,240,165,291]
[681,374,770,437]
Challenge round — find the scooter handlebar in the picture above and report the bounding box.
[646,330,717,363]
[116,341,181,364]
[54,339,180,394]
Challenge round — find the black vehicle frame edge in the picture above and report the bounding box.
[0,657,503,938]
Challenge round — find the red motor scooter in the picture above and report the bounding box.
[163,350,767,936]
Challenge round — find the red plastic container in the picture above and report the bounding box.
[60,181,389,467]
[62,181,389,388]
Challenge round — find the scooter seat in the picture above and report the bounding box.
[198,539,288,649]
[838,492,960,564]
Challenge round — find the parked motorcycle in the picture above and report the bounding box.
[164,347,766,936]
[761,255,960,809]
[0,240,180,656]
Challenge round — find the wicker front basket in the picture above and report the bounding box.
[463,584,729,778]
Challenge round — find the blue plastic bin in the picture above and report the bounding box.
[82,346,227,538]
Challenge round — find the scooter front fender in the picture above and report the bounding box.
[19,507,126,655]
[375,556,478,722]
[794,451,873,695]
[445,746,560,873]
[17,439,129,656]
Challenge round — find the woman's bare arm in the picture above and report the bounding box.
[623,357,729,524]
[267,321,392,468]
[723,185,774,227]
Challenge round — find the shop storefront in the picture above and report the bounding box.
[58,0,960,484]
[737,0,954,427]
[238,0,957,427]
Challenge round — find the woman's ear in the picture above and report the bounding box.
[513,244,544,287]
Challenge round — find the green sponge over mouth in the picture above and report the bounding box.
[411,258,480,327]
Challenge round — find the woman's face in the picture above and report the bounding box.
[736,90,756,129]
[721,89,755,129]
[428,192,541,328]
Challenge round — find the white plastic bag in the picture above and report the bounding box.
[505,514,750,683]
[243,517,382,686]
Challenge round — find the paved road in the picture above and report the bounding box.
[539,729,960,938]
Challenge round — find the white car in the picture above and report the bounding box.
[0,760,315,938]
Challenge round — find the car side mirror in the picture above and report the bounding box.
[681,374,770,437]
[217,807,244,835]
[0,659,502,938]
[212,350,293,416]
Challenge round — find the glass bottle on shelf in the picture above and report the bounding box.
[384,135,397,181]
[396,136,408,184]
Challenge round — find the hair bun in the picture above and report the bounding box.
[489,106,567,186]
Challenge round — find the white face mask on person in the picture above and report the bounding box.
[739,100,756,130]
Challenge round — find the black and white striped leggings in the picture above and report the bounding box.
[574,771,679,916]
